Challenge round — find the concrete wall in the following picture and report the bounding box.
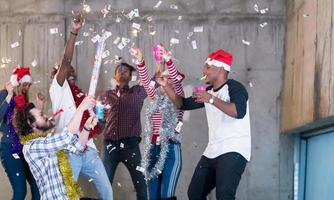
[0,0,293,199]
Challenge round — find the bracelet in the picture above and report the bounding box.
[83,126,92,132]
[70,31,78,36]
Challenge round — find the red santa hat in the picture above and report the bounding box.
[205,49,233,72]
[10,66,32,87]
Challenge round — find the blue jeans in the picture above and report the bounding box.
[148,142,182,200]
[68,147,113,200]
[0,142,40,200]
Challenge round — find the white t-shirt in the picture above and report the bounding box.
[204,82,251,161]
[49,78,96,149]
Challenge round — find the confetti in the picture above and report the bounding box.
[132,23,141,31]
[242,39,251,46]
[192,41,197,49]
[131,75,137,81]
[177,16,182,20]
[1,57,13,64]
[259,22,268,28]
[113,37,121,45]
[12,153,20,159]
[260,8,269,14]
[154,1,162,8]
[170,38,179,45]
[108,147,116,153]
[120,143,124,148]
[106,144,112,149]
[147,16,153,22]
[149,80,156,88]
[104,70,108,74]
[149,26,156,36]
[187,32,194,40]
[175,121,183,132]
[75,41,84,46]
[102,50,110,59]
[117,182,122,187]
[18,30,22,37]
[83,32,90,37]
[194,26,204,33]
[170,4,178,10]
[91,34,101,43]
[88,178,94,182]
[303,14,310,18]
[126,9,139,20]
[248,80,254,88]
[254,4,259,12]
[33,81,41,84]
[175,30,180,34]
[132,29,138,37]
[50,28,58,34]
[16,173,19,176]
[115,16,122,23]
[136,166,145,173]
[105,104,111,109]
[11,42,19,48]
[94,170,100,175]
[83,4,91,13]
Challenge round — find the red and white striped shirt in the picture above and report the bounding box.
[137,59,184,143]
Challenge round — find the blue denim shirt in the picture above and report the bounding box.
[0,89,11,144]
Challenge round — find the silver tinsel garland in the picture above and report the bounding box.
[140,92,178,180]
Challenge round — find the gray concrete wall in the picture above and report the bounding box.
[0,0,293,199]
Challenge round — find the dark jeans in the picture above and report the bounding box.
[103,137,147,200]
[0,142,40,200]
[188,152,247,200]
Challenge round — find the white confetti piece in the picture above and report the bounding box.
[117,182,122,187]
[147,16,153,22]
[259,22,268,28]
[83,32,90,37]
[175,121,183,132]
[18,30,22,37]
[132,23,141,31]
[108,147,116,153]
[136,166,145,173]
[126,9,139,20]
[303,14,310,18]
[170,4,178,10]
[157,169,162,174]
[50,28,58,34]
[1,57,13,64]
[103,31,112,39]
[12,153,20,159]
[131,75,137,81]
[120,143,124,148]
[149,80,156,88]
[113,37,121,45]
[16,173,19,176]
[115,16,122,23]
[102,50,110,59]
[242,39,251,46]
[33,81,41,84]
[75,41,84,46]
[88,178,94,182]
[106,144,112,150]
[11,42,19,48]
[170,38,179,45]
[149,26,156,35]
[91,35,101,43]
[260,8,269,14]
[30,59,37,67]
[192,41,197,49]
[187,32,194,40]
[175,30,180,34]
[105,104,111,109]
[94,170,100,175]
[154,1,162,8]
[254,4,259,12]
[194,26,204,33]
[83,4,91,13]
[178,16,182,20]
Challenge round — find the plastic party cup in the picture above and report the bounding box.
[153,45,163,61]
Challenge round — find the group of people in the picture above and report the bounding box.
[0,15,251,200]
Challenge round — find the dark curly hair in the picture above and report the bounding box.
[13,103,36,137]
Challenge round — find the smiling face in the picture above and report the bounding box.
[29,108,54,131]
[202,63,228,85]
[114,63,134,85]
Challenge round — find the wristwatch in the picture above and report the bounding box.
[209,96,215,104]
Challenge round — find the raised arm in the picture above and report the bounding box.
[56,15,83,86]
[131,47,157,99]
[0,83,14,121]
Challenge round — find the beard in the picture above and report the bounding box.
[36,124,55,132]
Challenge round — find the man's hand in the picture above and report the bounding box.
[5,82,14,97]
[36,92,45,110]
[78,96,96,112]
[84,115,98,130]
[193,91,212,103]
[71,14,83,33]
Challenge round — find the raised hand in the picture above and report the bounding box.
[130,47,144,63]
[78,96,96,112]
[71,14,84,33]
[5,82,14,97]
[36,92,45,110]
